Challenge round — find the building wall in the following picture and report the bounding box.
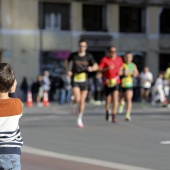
[0,0,170,88]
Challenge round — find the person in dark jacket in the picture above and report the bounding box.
[94,71,104,105]
[31,75,43,106]
[20,77,28,102]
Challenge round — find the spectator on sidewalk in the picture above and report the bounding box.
[94,71,104,105]
[151,72,167,106]
[132,77,140,102]
[20,76,28,102]
[42,71,51,96]
[58,75,66,105]
[65,74,72,103]
[139,66,153,102]
[36,75,44,107]
[164,64,170,107]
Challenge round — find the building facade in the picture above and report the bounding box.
[0,0,170,86]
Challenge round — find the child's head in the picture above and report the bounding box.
[96,71,102,78]
[0,63,15,93]
[159,71,164,78]
[37,75,42,81]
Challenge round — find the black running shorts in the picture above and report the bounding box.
[72,81,88,91]
[104,84,120,96]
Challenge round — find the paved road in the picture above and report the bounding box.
[20,103,170,170]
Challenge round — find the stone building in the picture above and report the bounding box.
[0,0,170,86]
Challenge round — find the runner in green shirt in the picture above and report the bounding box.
[118,52,139,121]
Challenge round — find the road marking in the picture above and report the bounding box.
[22,146,155,170]
[160,141,170,144]
[21,116,59,122]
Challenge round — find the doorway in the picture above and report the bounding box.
[159,54,170,71]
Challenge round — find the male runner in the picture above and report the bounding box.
[66,39,98,128]
[99,46,123,123]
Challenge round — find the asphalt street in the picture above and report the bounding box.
[20,102,170,170]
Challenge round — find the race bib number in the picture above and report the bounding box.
[142,81,151,88]
[143,81,147,86]
[107,78,117,87]
[122,77,133,88]
[74,73,86,82]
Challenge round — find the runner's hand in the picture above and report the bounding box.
[87,66,93,72]
[9,79,17,93]
[67,71,73,76]
[124,70,128,76]
[108,65,114,70]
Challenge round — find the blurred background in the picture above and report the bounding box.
[0,0,170,94]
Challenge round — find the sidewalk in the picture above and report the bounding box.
[22,153,119,170]
[23,101,170,115]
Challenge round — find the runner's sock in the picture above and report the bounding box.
[105,110,109,121]
[78,112,83,120]
[112,113,117,123]
[77,112,84,127]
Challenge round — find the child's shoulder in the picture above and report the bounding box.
[9,98,23,110]
[10,97,22,102]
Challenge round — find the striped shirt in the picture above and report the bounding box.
[0,98,23,155]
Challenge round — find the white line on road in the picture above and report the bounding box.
[160,141,170,144]
[22,146,155,170]
[21,115,59,122]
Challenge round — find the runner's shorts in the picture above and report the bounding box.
[104,84,120,96]
[72,81,88,91]
[120,87,133,93]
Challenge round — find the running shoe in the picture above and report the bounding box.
[125,114,131,121]
[112,114,117,123]
[77,119,84,128]
[118,102,125,114]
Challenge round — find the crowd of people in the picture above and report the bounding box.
[1,39,170,169]
[20,39,170,127]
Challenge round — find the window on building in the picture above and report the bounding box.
[39,2,70,30]
[159,54,170,71]
[119,6,146,33]
[160,8,170,34]
[83,4,107,32]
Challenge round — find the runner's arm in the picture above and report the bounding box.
[65,54,73,76]
[118,66,124,76]
[133,64,139,77]
[99,66,114,72]
[87,63,98,72]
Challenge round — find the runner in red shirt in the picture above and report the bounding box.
[99,46,123,123]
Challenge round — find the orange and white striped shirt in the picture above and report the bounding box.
[0,98,23,155]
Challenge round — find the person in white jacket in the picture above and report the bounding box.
[152,72,166,105]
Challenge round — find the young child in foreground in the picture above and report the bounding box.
[0,63,23,170]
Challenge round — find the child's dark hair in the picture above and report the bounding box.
[0,63,15,92]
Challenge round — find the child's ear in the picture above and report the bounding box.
[9,79,17,93]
